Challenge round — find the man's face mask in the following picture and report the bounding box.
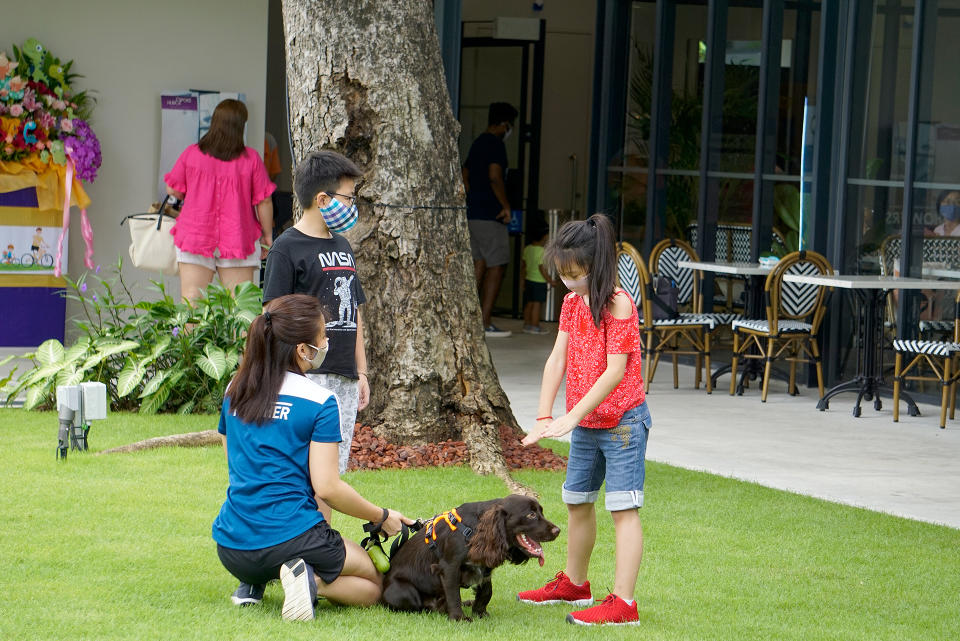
[320,196,359,233]
[502,123,513,141]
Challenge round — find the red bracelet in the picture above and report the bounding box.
[536,416,553,421]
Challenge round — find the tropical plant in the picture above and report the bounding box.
[2,258,261,414]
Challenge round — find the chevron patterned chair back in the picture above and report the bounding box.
[649,239,698,307]
[616,241,646,315]
[767,253,832,334]
[893,289,960,429]
[729,250,833,402]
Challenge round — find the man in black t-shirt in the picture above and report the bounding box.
[462,102,518,338]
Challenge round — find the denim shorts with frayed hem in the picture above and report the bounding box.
[561,402,651,512]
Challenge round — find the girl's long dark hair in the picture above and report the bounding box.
[198,99,247,161]
[544,213,617,327]
[227,294,326,425]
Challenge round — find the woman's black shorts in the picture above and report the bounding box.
[216,520,346,585]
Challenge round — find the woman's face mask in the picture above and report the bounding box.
[941,204,960,222]
[320,196,359,232]
[304,340,328,369]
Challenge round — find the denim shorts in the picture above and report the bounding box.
[562,402,651,511]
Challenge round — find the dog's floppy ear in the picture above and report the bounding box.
[468,503,509,567]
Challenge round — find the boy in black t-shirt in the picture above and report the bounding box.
[262,150,368,477]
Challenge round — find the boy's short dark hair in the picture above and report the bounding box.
[488,102,519,126]
[293,150,363,208]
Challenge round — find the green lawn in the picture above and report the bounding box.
[2,408,958,640]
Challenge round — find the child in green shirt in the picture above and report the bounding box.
[521,225,558,334]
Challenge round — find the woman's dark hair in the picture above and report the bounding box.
[198,99,247,161]
[293,150,364,208]
[227,294,326,425]
[544,213,617,328]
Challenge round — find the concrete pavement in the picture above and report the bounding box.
[485,317,960,529]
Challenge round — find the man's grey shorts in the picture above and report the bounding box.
[468,219,510,267]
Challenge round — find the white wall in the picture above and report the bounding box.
[0,0,268,338]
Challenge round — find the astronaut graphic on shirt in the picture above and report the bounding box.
[333,275,355,326]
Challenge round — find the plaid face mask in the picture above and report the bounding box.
[320,197,359,232]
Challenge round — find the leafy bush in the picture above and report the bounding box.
[2,259,261,413]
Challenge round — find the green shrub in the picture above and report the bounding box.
[2,259,261,414]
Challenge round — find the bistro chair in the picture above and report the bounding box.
[729,250,833,401]
[892,289,960,429]
[616,241,713,392]
[648,238,743,337]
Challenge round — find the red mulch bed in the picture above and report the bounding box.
[348,424,567,471]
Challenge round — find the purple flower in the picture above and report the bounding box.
[95,264,101,274]
[61,119,102,183]
[92,294,98,302]
[79,282,87,293]
[172,326,180,338]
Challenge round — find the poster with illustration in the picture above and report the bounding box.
[157,90,245,200]
[0,225,67,274]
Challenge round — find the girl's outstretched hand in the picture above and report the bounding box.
[522,415,577,446]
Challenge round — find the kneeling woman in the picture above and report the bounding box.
[212,294,413,620]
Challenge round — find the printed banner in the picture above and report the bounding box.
[0,224,66,274]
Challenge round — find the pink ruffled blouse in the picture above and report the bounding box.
[164,145,276,258]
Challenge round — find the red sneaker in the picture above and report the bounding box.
[517,571,593,606]
[567,593,639,626]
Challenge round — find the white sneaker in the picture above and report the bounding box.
[280,558,316,621]
[485,324,512,338]
[523,326,550,335]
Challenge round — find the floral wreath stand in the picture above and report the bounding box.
[0,161,91,346]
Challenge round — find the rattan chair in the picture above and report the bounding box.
[616,241,713,392]
[893,289,960,429]
[729,250,833,401]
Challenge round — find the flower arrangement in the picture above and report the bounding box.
[0,38,100,183]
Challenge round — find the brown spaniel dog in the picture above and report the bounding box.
[381,494,560,621]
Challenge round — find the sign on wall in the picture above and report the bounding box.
[157,90,245,200]
[0,224,66,274]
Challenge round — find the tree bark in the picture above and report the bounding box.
[281,0,521,486]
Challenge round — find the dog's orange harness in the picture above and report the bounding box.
[422,508,473,557]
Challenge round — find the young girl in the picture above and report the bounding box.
[519,213,649,626]
[213,294,413,621]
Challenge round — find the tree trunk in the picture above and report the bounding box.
[281,0,521,485]
[96,430,220,455]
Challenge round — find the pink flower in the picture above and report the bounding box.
[60,118,73,133]
[22,88,38,111]
[9,76,26,92]
[3,145,13,155]
[9,104,23,117]
[52,99,66,111]
[0,52,13,77]
[0,89,8,99]
[35,142,44,150]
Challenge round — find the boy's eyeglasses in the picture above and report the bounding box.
[328,192,357,205]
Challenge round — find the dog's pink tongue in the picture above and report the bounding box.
[538,554,545,567]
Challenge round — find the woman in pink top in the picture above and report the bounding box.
[165,99,275,301]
